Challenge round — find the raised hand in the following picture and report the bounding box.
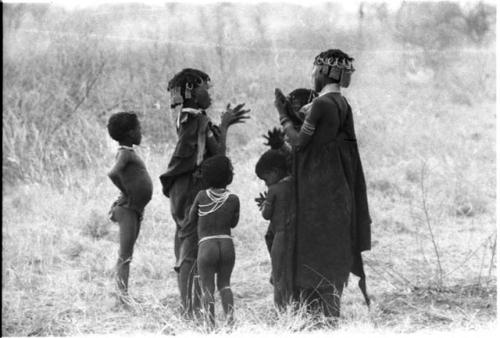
[274,88,292,118]
[263,127,285,149]
[220,103,251,128]
[254,191,268,210]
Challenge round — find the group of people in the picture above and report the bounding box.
[106,48,371,327]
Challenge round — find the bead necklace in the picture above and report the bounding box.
[198,188,230,216]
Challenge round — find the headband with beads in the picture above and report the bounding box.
[313,55,355,88]
[168,71,211,108]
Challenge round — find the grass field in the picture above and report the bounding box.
[2,2,497,336]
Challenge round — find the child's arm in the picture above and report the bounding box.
[230,195,240,228]
[264,225,274,255]
[188,191,201,229]
[107,150,130,194]
[261,188,276,220]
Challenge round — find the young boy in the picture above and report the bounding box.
[255,150,294,310]
[107,112,153,303]
[159,68,249,317]
[188,155,239,326]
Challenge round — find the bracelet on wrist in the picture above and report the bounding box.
[279,116,290,125]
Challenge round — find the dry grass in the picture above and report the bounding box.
[2,128,496,335]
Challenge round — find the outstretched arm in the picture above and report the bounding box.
[207,103,250,155]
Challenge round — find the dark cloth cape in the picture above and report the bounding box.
[159,112,212,198]
[291,93,371,295]
[159,112,218,248]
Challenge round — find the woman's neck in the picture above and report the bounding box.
[319,83,341,96]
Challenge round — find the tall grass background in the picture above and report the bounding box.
[2,2,497,336]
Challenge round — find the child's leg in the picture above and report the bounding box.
[217,239,235,323]
[113,206,140,296]
[197,241,218,326]
[271,232,286,310]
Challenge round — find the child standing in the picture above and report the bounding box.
[255,150,294,310]
[188,155,239,326]
[107,112,153,302]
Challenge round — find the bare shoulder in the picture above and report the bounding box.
[227,193,240,206]
[228,193,240,201]
[196,189,208,202]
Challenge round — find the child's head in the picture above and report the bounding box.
[107,112,141,145]
[255,150,288,187]
[288,88,318,122]
[312,49,355,91]
[168,68,212,109]
[200,155,234,189]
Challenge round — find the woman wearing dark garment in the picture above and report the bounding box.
[274,49,372,319]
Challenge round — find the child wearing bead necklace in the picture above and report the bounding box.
[188,155,240,327]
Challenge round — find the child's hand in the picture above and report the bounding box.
[220,103,251,128]
[263,127,285,149]
[108,193,127,221]
[254,191,267,210]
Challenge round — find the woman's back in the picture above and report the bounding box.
[310,92,355,147]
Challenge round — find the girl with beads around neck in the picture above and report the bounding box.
[188,155,239,327]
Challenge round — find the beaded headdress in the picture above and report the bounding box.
[167,68,211,108]
[313,49,355,88]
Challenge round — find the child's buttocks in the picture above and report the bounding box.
[198,237,235,267]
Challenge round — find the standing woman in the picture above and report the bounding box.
[274,49,371,318]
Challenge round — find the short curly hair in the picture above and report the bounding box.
[288,88,317,106]
[200,155,234,189]
[255,150,288,180]
[107,112,139,142]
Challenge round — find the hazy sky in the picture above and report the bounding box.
[5,0,405,12]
